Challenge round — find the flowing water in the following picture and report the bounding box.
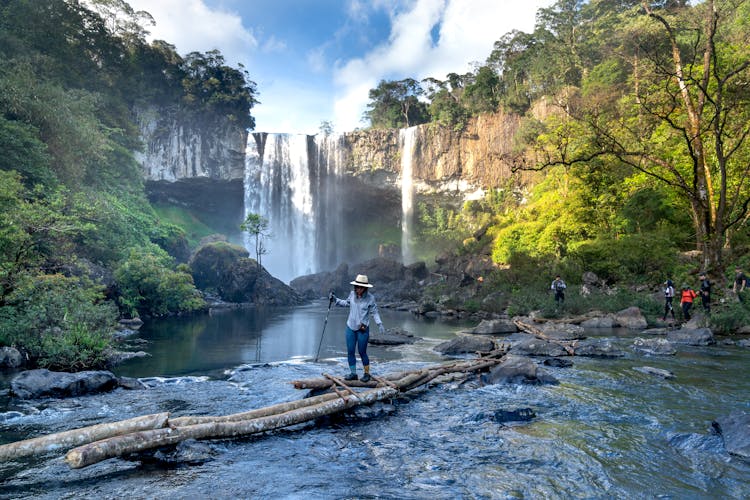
[1,304,749,499]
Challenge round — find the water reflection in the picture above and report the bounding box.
[115,302,473,378]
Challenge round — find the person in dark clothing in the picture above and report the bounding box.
[698,272,711,314]
[733,268,747,303]
[662,279,676,322]
[550,275,566,306]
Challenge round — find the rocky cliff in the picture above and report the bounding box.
[137,109,525,193]
[136,107,247,182]
[342,111,524,192]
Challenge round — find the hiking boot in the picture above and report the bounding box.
[344,372,358,381]
[360,374,371,383]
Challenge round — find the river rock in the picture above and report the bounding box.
[470,319,517,335]
[0,347,24,369]
[543,357,573,367]
[632,366,675,379]
[538,322,586,341]
[613,306,648,329]
[10,369,119,399]
[480,354,558,385]
[508,336,570,357]
[573,339,625,358]
[580,316,615,328]
[493,408,536,423]
[434,335,495,355]
[632,337,677,356]
[712,411,750,459]
[666,328,715,346]
[369,327,419,345]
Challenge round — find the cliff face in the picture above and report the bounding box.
[136,107,247,182]
[137,109,523,192]
[339,111,523,194]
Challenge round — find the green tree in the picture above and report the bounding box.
[241,213,270,269]
[364,78,430,129]
[523,0,750,273]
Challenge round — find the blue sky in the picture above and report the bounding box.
[127,0,554,134]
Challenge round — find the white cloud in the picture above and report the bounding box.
[127,0,257,68]
[333,0,554,131]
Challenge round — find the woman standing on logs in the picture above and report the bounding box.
[329,274,385,383]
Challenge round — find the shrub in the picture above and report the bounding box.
[0,272,117,369]
[114,245,205,318]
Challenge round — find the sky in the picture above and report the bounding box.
[126,0,555,134]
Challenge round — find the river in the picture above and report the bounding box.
[1,302,749,499]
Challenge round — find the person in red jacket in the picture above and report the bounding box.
[680,284,697,322]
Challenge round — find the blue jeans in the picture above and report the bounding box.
[345,326,369,369]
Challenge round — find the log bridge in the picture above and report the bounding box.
[0,351,507,470]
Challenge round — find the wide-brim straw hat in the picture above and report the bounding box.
[350,274,373,288]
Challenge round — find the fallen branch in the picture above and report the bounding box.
[513,319,576,355]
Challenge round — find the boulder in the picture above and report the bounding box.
[189,240,249,290]
[573,339,625,358]
[632,337,677,356]
[434,335,495,355]
[509,337,570,357]
[0,347,25,369]
[220,259,303,306]
[470,319,518,335]
[580,316,615,329]
[10,369,119,399]
[368,327,419,346]
[712,411,750,459]
[480,354,558,385]
[613,307,648,329]
[538,322,586,341]
[666,328,715,346]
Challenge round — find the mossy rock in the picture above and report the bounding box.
[189,241,249,290]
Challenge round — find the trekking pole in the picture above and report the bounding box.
[314,293,335,362]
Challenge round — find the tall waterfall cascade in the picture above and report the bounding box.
[400,127,418,265]
[245,133,346,283]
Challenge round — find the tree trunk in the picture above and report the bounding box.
[0,413,169,461]
[65,387,399,469]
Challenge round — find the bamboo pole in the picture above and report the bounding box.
[0,412,170,461]
[65,386,399,469]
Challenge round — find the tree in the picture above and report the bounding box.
[241,213,270,269]
[520,0,750,274]
[363,78,430,129]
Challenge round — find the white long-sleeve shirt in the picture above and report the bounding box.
[334,290,383,332]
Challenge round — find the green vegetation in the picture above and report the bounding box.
[0,0,257,369]
[369,0,750,332]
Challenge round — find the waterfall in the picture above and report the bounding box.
[245,132,347,283]
[245,133,316,283]
[400,126,418,264]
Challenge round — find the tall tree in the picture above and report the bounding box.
[364,78,430,129]
[523,0,750,273]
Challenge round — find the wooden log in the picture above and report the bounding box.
[170,392,341,427]
[65,386,400,469]
[0,412,170,461]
